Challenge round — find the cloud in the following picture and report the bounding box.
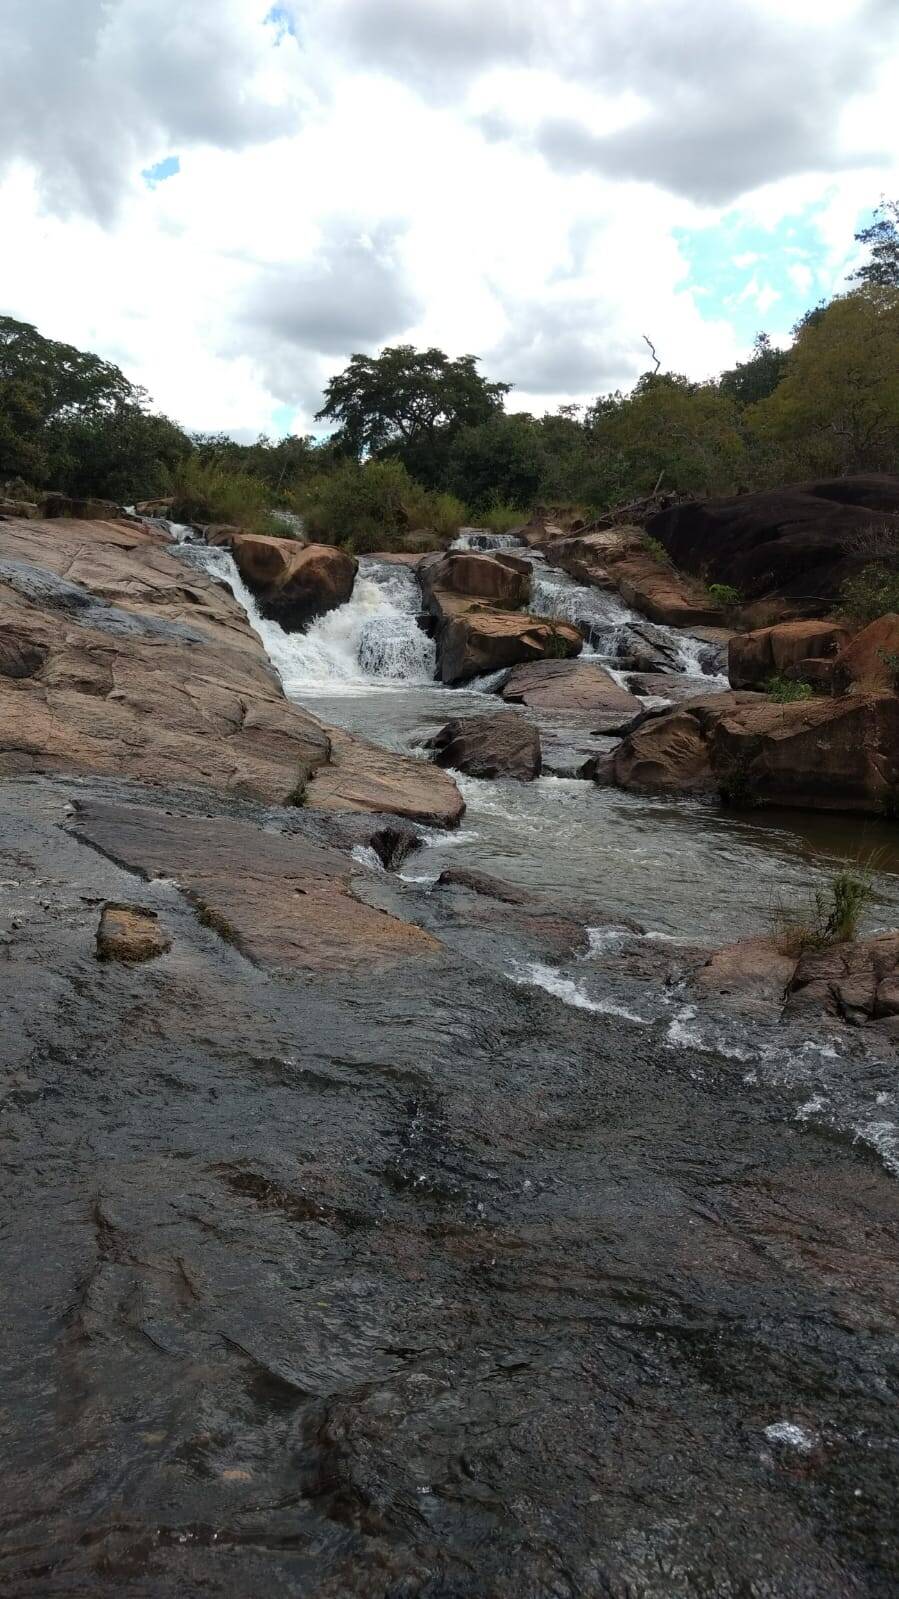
[238,220,421,403]
[488,296,642,397]
[0,0,302,221]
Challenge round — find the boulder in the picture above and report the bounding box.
[833,614,899,693]
[501,658,642,731]
[0,498,40,520]
[41,492,122,520]
[439,609,582,685]
[728,620,849,689]
[609,688,899,814]
[134,498,175,517]
[96,903,171,963]
[609,707,717,795]
[785,933,899,1031]
[548,526,723,627]
[427,714,541,780]
[420,551,530,611]
[304,727,465,826]
[647,476,899,607]
[230,535,356,630]
[710,691,899,813]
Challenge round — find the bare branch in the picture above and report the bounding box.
[642,334,661,374]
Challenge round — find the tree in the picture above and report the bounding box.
[0,315,145,486]
[49,404,191,500]
[316,345,510,486]
[749,287,899,476]
[446,412,546,510]
[585,373,746,501]
[851,198,899,289]
[719,332,788,407]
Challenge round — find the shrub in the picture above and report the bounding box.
[841,565,899,627]
[765,674,814,703]
[170,455,272,531]
[643,535,673,566]
[708,582,742,610]
[482,501,524,535]
[295,458,465,553]
[773,867,873,955]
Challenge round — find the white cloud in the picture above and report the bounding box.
[0,0,896,436]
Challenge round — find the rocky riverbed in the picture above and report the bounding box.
[1,513,898,1597]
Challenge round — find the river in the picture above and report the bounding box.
[175,529,899,1181]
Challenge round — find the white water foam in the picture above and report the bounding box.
[509,961,647,1023]
[451,528,523,551]
[181,537,436,694]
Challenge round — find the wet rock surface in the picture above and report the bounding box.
[427,712,542,780]
[548,526,724,627]
[1,775,898,1596]
[439,608,583,685]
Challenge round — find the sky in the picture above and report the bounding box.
[0,0,897,441]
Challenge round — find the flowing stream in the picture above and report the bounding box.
[175,526,899,1176]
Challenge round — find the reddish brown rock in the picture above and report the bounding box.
[609,688,899,814]
[420,551,530,611]
[610,707,717,794]
[96,903,171,963]
[695,936,796,1017]
[833,614,899,693]
[304,728,465,826]
[439,609,582,685]
[427,714,541,780]
[76,803,441,974]
[785,933,899,1030]
[728,620,849,689]
[501,657,643,732]
[549,527,723,628]
[231,535,356,631]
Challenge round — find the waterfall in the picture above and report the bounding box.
[451,528,524,552]
[174,529,436,694]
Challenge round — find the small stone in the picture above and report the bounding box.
[221,1468,252,1481]
[96,903,171,964]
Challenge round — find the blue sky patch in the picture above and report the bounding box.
[142,155,180,189]
[675,202,862,349]
[265,6,296,38]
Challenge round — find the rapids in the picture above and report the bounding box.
[177,526,899,1180]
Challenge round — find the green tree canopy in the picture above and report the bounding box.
[719,332,789,407]
[851,198,899,289]
[316,345,510,485]
[749,287,899,476]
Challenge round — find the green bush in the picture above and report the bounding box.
[765,674,814,703]
[708,582,742,610]
[773,868,873,955]
[482,501,524,535]
[643,535,673,566]
[170,455,273,531]
[841,565,899,627]
[295,458,465,553]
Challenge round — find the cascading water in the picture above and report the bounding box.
[528,554,727,683]
[174,529,436,694]
[451,528,524,552]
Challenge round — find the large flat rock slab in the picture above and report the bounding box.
[72,800,441,972]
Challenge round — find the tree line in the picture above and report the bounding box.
[2,199,897,545]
